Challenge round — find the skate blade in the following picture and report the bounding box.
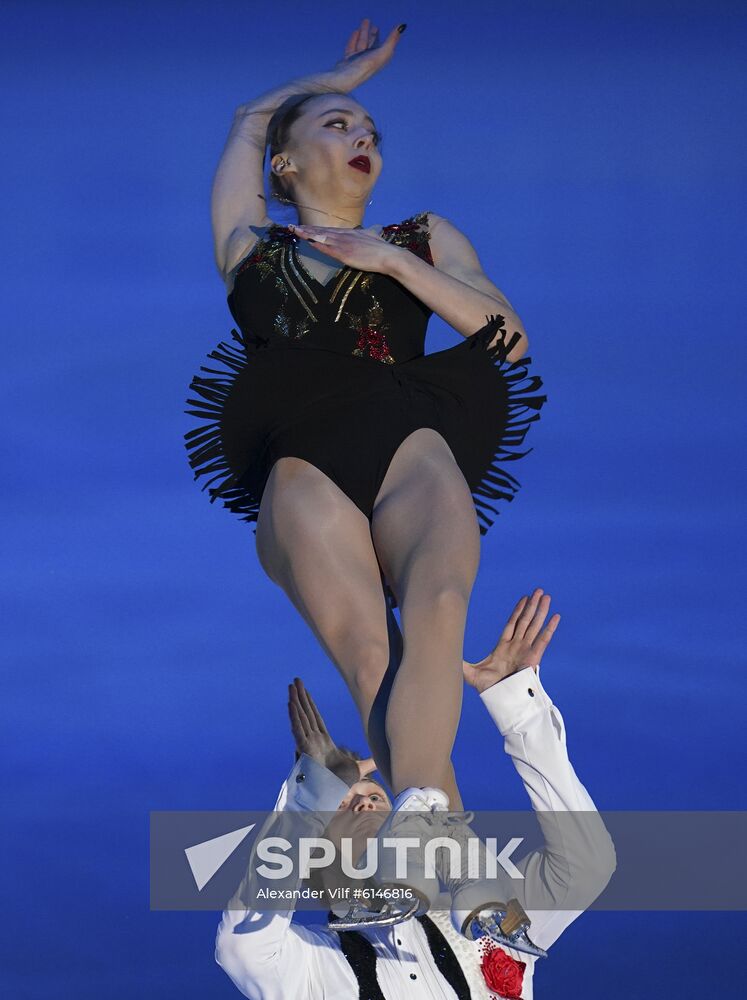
[471,913,548,959]
[328,898,420,931]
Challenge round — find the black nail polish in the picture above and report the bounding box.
[397,23,407,33]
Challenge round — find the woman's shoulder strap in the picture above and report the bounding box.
[381,211,435,264]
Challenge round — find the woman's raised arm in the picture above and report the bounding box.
[211,18,406,279]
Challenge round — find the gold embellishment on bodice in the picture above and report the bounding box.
[231,212,433,356]
[233,236,308,339]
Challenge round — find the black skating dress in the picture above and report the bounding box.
[184,211,548,607]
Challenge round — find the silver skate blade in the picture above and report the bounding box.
[469,915,548,960]
[328,898,420,931]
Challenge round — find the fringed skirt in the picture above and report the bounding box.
[184,315,548,607]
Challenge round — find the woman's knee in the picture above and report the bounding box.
[374,514,480,608]
[333,633,391,711]
[372,447,480,582]
[377,452,468,523]
[400,578,472,620]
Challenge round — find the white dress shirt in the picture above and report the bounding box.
[215,665,616,999]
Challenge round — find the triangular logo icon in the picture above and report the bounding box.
[185,823,256,891]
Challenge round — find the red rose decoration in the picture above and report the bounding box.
[479,942,526,999]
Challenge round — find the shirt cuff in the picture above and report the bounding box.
[479,664,553,735]
[287,754,352,813]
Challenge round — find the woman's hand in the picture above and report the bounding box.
[288,677,361,786]
[462,589,561,694]
[327,18,406,90]
[290,224,403,275]
[237,21,404,130]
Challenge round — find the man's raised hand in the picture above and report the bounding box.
[462,588,561,694]
[287,677,361,786]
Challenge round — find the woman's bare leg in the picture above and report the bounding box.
[256,457,417,794]
[256,457,392,727]
[376,597,465,810]
[256,453,466,808]
[371,429,481,806]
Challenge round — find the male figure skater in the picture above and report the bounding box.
[215,590,616,998]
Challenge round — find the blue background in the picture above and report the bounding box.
[3,0,746,996]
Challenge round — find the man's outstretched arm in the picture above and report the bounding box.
[214,681,358,999]
[467,589,616,951]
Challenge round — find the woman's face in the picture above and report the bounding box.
[274,94,383,202]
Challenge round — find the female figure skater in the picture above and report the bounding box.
[184,19,547,930]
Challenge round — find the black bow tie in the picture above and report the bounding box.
[332,911,472,999]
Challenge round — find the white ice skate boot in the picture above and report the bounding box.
[328,786,449,931]
[436,812,547,959]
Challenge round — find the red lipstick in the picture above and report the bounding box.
[348,155,371,174]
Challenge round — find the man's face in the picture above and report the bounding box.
[338,779,391,812]
[323,779,391,862]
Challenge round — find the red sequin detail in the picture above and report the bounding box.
[354,326,393,362]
